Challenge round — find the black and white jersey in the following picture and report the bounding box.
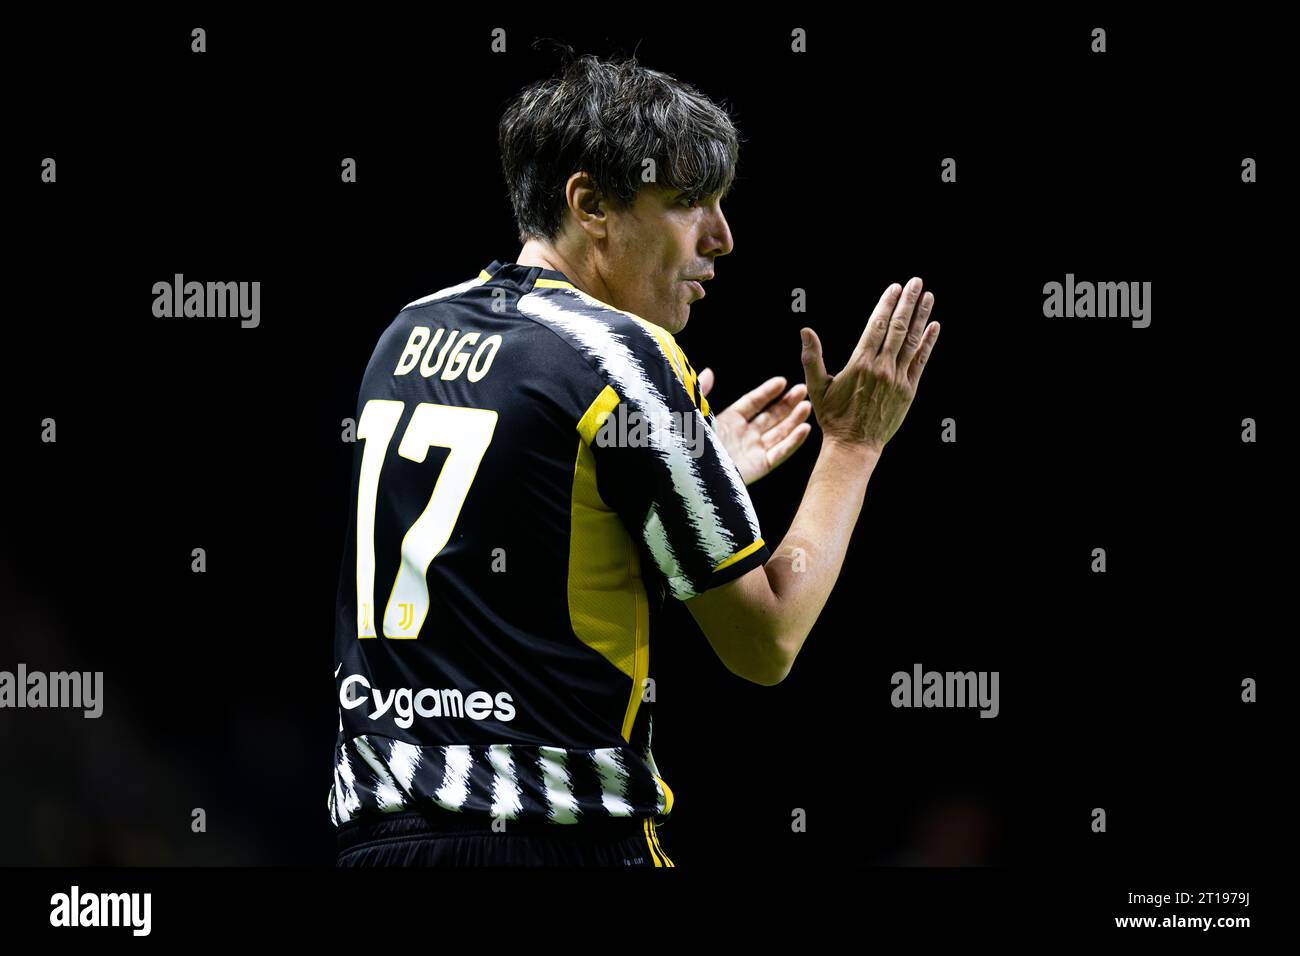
[328,260,769,828]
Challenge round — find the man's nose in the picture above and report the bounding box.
[701,206,734,258]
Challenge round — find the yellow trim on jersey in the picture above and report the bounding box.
[648,819,675,866]
[643,321,684,381]
[713,538,766,574]
[478,269,493,279]
[534,278,577,290]
[643,819,661,865]
[644,819,673,867]
[630,317,710,417]
[655,774,675,815]
[576,385,621,445]
[571,386,651,743]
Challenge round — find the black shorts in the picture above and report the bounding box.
[335,809,676,867]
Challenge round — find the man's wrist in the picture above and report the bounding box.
[821,434,883,465]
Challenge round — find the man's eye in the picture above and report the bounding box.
[679,195,697,208]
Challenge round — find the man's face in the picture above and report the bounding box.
[597,184,734,334]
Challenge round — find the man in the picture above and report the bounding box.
[330,53,939,866]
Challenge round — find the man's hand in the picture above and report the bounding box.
[698,369,812,485]
[800,277,939,454]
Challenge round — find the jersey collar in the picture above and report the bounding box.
[482,259,576,291]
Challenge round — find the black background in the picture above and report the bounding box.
[0,6,1279,920]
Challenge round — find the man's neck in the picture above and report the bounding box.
[516,239,612,304]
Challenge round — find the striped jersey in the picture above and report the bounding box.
[328,260,770,829]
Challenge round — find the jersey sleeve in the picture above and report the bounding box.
[581,320,770,601]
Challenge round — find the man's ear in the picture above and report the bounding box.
[566,171,609,239]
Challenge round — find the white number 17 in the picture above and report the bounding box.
[354,399,498,640]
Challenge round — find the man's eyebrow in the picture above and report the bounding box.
[674,186,719,202]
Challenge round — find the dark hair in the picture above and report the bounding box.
[498,51,741,243]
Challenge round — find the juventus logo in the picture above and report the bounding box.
[359,601,417,638]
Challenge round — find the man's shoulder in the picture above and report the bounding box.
[396,269,494,316]
[385,270,673,371]
[520,283,680,356]
[369,271,496,360]
[517,284,706,414]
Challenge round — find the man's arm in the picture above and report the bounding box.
[685,438,879,684]
[686,278,940,685]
